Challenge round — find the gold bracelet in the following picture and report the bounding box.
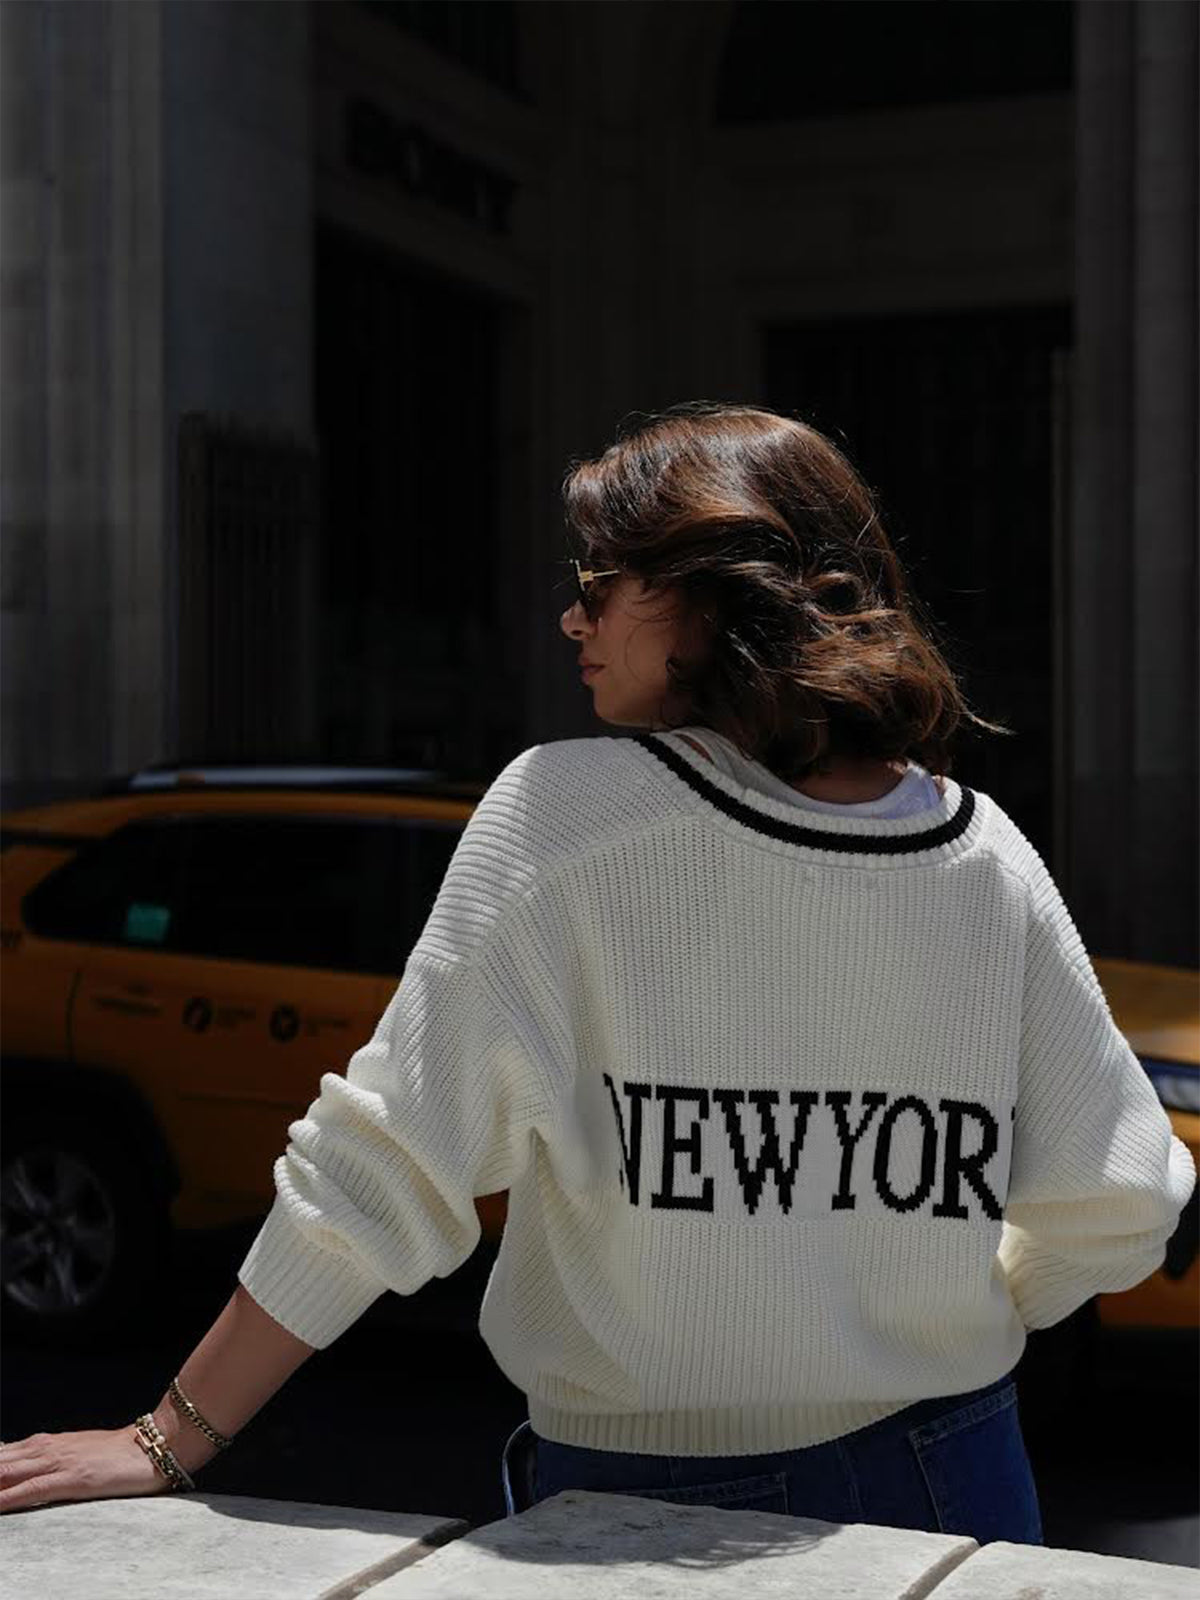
[168,1377,233,1451]
[133,1413,196,1492]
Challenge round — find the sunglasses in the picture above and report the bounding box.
[558,557,622,618]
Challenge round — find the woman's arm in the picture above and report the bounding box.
[145,1283,316,1474]
[0,1283,316,1511]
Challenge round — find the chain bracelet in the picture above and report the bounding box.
[167,1378,233,1451]
[133,1413,196,1492]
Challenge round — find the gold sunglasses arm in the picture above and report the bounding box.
[563,558,621,609]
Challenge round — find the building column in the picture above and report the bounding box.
[1070,0,1197,965]
[0,0,314,808]
[1,0,166,808]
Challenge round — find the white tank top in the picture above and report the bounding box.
[659,725,944,819]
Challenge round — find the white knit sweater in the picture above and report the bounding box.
[236,732,1197,1455]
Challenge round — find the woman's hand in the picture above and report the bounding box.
[0,1425,171,1514]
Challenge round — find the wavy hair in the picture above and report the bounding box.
[560,400,1013,781]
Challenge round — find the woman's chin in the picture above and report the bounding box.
[594,707,652,731]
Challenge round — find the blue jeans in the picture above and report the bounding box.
[501,1371,1043,1547]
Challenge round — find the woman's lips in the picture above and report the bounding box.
[581,665,603,681]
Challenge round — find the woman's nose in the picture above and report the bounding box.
[560,600,590,638]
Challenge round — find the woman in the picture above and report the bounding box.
[1,404,1193,1546]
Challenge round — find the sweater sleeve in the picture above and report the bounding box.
[996,858,1197,1332]
[235,947,552,1349]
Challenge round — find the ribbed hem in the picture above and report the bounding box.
[235,1196,388,1350]
[526,1395,917,1457]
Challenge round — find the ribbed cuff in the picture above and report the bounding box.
[1004,1239,1168,1332]
[235,1196,388,1350]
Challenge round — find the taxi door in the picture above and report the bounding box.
[59,811,408,1230]
[140,811,413,1230]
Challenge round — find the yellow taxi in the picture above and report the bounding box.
[1090,957,1199,1332]
[2,765,1197,1353]
[0,762,505,1347]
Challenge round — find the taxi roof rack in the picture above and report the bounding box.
[94,760,490,800]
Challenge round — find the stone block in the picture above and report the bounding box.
[366,1488,978,1597]
[932,1538,1200,1598]
[2,1491,468,1600]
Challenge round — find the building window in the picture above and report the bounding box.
[714,0,1072,124]
[357,0,532,103]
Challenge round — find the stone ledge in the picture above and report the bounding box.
[5,1489,1196,1598]
[1,1491,468,1600]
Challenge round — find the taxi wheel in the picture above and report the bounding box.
[0,1112,173,1351]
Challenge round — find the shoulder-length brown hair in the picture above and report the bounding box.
[560,400,1012,781]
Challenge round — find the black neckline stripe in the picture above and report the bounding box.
[624,732,977,857]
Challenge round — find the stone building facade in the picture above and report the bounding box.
[1,1,1195,962]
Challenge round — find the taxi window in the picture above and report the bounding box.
[173,816,404,975]
[21,820,189,948]
[381,818,464,967]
